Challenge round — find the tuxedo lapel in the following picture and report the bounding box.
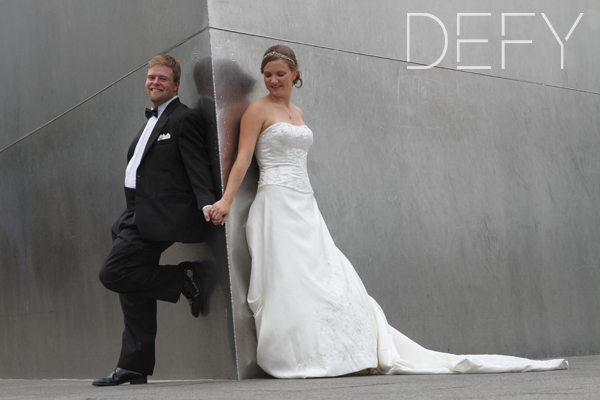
[140,98,180,162]
[141,114,168,162]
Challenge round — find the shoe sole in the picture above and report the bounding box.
[92,376,148,386]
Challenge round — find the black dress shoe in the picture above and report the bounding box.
[181,261,214,317]
[92,368,147,386]
[181,262,204,318]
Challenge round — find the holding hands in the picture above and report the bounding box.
[208,199,231,225]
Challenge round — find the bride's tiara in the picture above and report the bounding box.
[263,51,296,65]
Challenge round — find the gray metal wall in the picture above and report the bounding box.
[211,0,600,378]
[1,0,599,380]
[0,1,237,380]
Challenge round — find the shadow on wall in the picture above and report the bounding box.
[197,59,255,188]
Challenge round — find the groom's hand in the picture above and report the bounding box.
[202,206,212,222]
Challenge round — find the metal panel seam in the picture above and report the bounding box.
[208,26,600,96]
[0,27,211,155]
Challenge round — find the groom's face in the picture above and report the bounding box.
[146,65,180,108]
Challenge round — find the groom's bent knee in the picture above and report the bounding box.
[98,241,133,292]
[98,257,121,292]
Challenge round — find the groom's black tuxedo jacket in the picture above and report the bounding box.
[127,98,217,243]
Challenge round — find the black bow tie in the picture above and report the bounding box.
[145,108,158,119]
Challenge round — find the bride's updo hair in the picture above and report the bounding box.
[261,45,303,88]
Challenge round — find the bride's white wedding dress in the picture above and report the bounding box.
[245,122,567,378]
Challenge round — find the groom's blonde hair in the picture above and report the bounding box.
[148,54,181,83]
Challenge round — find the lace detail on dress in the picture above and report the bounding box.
[290,251,378,376]
[256,123,313,193]
[318,252,377,368]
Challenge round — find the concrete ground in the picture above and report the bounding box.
[1,355,598,400]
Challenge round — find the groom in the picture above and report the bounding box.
[94,54,217,386]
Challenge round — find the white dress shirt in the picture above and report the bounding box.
[124,97,178,189]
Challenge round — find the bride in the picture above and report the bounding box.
[209,45,568,378]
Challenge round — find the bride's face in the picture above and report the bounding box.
[263,59,297,96]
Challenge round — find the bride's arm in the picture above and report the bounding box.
[210,102,265,225]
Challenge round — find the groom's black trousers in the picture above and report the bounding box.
[99,188,185,376]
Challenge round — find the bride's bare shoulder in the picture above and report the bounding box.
[249,96,272,110]
[241,97,272,132]
[243,97,275,123]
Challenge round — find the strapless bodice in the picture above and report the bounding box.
[255,122,313,193]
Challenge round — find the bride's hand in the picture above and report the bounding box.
[210,199,231,225]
